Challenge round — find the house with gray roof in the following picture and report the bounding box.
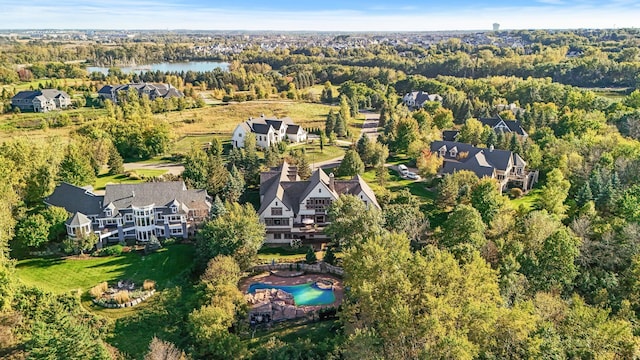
[231,115,307,149]
[45,181,211,246]
[258,161,379,244]
[11,89,71,112]
[430,141,538,191]
[97,82,183,103]
[478,115,528,137]
[402,90,442,109]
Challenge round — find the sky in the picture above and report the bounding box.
[2,0,640,31]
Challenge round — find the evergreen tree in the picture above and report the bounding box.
[576,182,593,208]
[323,246,337,265]
[337,150,365,177]
[306,246,317,264]
[207,137,223,157]
[325,110,336,136]
[210,195,226,219]
[107,146,124,175]
[356,134,371,164]
[334,112,347,137]
[222,165,245,203]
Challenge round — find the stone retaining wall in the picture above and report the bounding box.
[92,289,156,308]
[253,262,344,277]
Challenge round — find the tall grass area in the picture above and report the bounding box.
[161,101,339,136]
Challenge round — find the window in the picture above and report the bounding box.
[306,198,332,212]
[171,228,183,235]
[271,207,283,216]
[105,210,112,217]
[439,148,446,156]
[273,233,282,239]
[124,214,133,222]
[264,218,289,226]
[171,206,177,214]
[450,149,457,157]
[318,188,322,193]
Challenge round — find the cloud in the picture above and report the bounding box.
[1,1,639,30]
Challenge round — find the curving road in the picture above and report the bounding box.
[311,111,380,170]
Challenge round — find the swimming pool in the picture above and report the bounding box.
[247,282,335,306]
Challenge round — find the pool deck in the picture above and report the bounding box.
[240,271,343,309]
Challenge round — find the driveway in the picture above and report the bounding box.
[311,111,381,170]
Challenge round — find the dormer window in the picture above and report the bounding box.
[105,209,112,217]
[439,147,446,157]
[171,205,177,214]
[449,147,458,157]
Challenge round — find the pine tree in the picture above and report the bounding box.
[325,110,336,136]
[337,150,365,177]
[323,246,337,265]
[306,246,317,264]
[107,146,124,175]
[334,113,347,137]
[576,182,593,208]
[222,165,245,203]
[356,134,371,164]
[210,195,226,219]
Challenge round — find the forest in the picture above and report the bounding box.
[1,28,640,359]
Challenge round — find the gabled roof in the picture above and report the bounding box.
[443,130,460,142]
[478,116,527,136]
[45,182,104,216]
[286,124,301,134]
[430,141,520,176]
[251,123,273,134]
[258,161,380,216]
[103,182,209,211]
[12,89,69,102]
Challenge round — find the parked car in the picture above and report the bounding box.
[406,171,421,180]
[398,164,409,176]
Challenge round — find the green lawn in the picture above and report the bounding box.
[257,246,324,263]
[94,169,167,190]
[289,142,347,164]
[361,166,435,204]
[510,188,542,211]
[244,319,339,353]
[15,244,195,294]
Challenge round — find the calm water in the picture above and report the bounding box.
[87,61,228,75]
[248,282,336,306]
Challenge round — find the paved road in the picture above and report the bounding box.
[311,111,380,170]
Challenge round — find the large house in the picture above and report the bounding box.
[11,89,71,112]
[258,161,379,244]
[231,115,307,149]
[430,140,538,191]
[402,90,442,109]
[45,182,211,245]
[479,116,528,137]
[98,83,183,103]
[442,116,528,142]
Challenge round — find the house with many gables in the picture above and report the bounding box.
[231,115,307,149]
[11,89,71,112]
[430,140,538,192]
[442,115,528,142]
[97,83,183,103]
[402,90,442,109]
[258,161,379,244]
[45,182,211,246]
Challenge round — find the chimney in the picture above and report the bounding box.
[132,191,135,198]
[329,173,335,191]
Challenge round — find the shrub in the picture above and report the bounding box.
[306,246,317,264]
[510,188,524,199]
[114,291,130,304]
[89,282,108,299]
[96,245,123,257]
[127,172,141,180]
[143,279,156,291]
[323,246,337,265]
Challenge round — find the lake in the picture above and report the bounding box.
[87,61,229,75]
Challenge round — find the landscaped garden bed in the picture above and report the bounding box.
[90,279,156,308]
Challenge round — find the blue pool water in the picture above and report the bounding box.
[248,282,335,306]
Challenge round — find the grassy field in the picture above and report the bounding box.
[360,166,436,205]
[162,100,339,136]
[257,246,325,263]
[93,169,167,190]
[289,141,347,164]
[15,244,195,294]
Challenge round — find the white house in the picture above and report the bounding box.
[231,115,307,149]
[11,89,72,112]
[402,90,442,109]
[258,161,379,244]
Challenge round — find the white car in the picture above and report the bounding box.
[406,171,421,180]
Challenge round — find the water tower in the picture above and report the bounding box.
[493,23,500,31]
